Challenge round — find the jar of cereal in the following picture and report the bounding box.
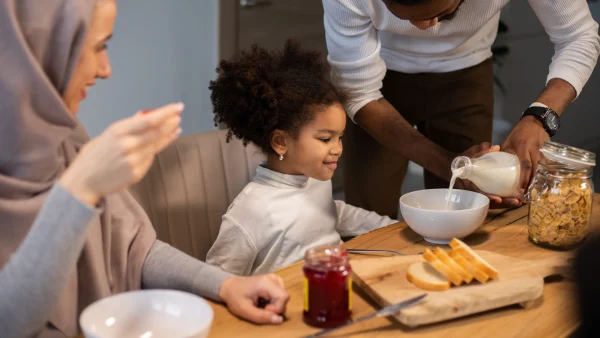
[527,142,595,249]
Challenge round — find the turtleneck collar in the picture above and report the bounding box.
[254,162,310,188]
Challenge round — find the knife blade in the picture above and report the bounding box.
[302,293,427,338]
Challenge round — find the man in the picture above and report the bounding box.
[323,0,600,218]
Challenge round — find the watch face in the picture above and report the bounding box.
[546,111,560,131]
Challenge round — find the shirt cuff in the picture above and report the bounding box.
[546,67,585,100]
[345,92,384,123]
[52,183,102,223]
[194,263,234,302]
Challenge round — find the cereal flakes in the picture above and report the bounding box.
[528,175,592,247]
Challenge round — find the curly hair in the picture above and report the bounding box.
[209,40,347,154]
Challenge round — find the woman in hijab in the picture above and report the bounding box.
[0,0,289,337]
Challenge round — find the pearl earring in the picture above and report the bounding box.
[279,154,284,161]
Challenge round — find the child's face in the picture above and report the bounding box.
[285,103,346,181]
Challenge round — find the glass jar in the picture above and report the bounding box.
[303,245,352,328]
[527,142,596,249]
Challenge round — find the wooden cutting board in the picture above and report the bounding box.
[351,251,572,327]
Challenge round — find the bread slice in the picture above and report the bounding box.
[433,247,473,283]
[423,248,463,286]
[449,238,499,279]
[449,249,490,284]
[407,262,451,291]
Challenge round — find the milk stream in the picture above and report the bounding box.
[446,167,464,210]
[447,152,520,210]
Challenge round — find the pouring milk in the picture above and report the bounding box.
[446,152,521,210]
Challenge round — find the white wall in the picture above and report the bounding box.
[79,0,219,137]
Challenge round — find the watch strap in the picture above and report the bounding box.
[521,106,557,137]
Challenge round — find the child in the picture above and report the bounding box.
[206,41,395,276]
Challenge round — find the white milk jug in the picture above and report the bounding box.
[450,152,521,197]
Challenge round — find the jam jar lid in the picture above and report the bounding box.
[304,245,349,270]
[540,141,596,168]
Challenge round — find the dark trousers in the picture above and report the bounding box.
[343,58,495,218]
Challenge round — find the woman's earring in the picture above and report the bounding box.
[279,154,284,161]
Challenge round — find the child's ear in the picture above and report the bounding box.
[270,129,288,156]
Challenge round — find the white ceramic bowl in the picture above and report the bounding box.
[399,189,490,244]
[80,290,213,338]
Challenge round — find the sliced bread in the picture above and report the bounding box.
[449,249,490,284]
[423,248,463,286]
[407,262,451,291]
[433,247,473,283]
[449,238,499,279]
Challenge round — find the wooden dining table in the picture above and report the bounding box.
[207,194,600,338]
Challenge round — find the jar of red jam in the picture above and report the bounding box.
[303,245,352,328]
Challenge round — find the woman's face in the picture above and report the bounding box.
[63,0,116,115]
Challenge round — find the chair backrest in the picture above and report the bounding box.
[129,129,265,260]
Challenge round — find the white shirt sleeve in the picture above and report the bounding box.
[206,215,258,276]
[528,0,600,97]
[323,0,387,121]
[334,200,396,237]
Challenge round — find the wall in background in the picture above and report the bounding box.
[78,0,219,137]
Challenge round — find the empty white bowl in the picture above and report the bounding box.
[80,290,213,338]
[399,189,490,244]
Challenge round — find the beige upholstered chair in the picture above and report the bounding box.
[129,129,265,261]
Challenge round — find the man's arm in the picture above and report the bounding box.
[535,79,577,116]
[356,99,456,181]
[503,0,600,189]
[530,0,600,101]
[324,0,460,181]
[324,1,516,207]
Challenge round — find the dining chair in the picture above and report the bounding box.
[129,129,265,261]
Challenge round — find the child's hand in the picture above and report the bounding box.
[59,102,184,206]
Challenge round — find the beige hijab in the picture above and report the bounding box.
[0,0,157,336]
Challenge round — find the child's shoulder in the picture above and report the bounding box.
[236,179,275,200]
[221,182,276,245]
[225,181,271,218]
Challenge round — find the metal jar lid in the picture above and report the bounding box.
[540,141,596,168]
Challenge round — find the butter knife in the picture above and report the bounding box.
[347,249,423,256]
[303,293,427,337]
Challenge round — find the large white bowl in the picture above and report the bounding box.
[399,189,490,244]
[80,290,213,338]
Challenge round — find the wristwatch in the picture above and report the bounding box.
[521,103,560,137]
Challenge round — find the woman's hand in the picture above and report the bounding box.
[59,102,184,206]
[218,274,290,325]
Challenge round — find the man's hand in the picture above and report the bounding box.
[452,142,523,208]
[501,116,550,192]
[458,142,499,161]
[502,78,574,192]
[218,274,290,325]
